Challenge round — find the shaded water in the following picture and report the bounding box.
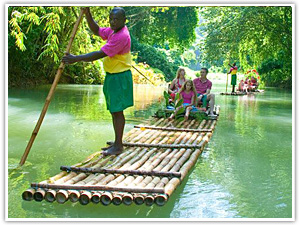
[7,82,292,219]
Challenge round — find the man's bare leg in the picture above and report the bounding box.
[103,111,125,156]
[207,93,216,116]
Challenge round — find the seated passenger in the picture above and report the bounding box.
[193,68,216,116]
[168,68,186,100]
[169,80,197,121]
[238,79,244,92]
[250,76,258,91]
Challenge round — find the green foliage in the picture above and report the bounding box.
[175,98,184,109]
[131,35,178,81]
[8,6,111,87]
[8,6,200,87]
[125,6,198,51]
[163,91,171,107]
[199,6,292,88]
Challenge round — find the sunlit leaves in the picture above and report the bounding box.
[199,6,292,87]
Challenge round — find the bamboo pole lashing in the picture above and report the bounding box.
[61,167,181,178]
[19,9,85,166]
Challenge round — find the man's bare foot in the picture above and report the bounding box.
[184,115,188,121]
[102,144,123,156]
[101,144,113,150]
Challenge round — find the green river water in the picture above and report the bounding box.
[7,82,293,219]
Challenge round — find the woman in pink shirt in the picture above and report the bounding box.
[169,80,197,121]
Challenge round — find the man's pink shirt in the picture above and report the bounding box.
[193,78,212,95]
[99,26,131,57]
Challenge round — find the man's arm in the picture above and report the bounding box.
[205,89,211,95]
[84,7,100,36]
[62,51,107,64]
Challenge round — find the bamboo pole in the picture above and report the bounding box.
[69,190,81,203]
[43,155,114,203]
[133,194,144,205]
[22,188,35,201]
[19,9,85,166]
[33,188,45,202]
[146,121,207,205]
[114,122,190,188]
[45,189,56,202]
[164,133,214,198]
[106,141,204,149]
[122,193,133,205]
[100,192,113,205]
[91,192,102,204]
[123,118,165,143]
[126,121,199,190]
[112,118,204,193]
[32,180,48,202]
[56,190,69,204]
[133,125,212,133]
[90,126,182,197]
[31,183,165,194]
[79,191,92,205]
[112,193,123,205]
[47,151,103,183]
[60,166,181,178]
[132,65,156,85]
[144,195,155,206]
[49,151,132,203]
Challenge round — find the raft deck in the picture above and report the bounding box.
[22,106,220,207]
[220,89,264,96]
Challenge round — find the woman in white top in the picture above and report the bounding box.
[168,68,186,99]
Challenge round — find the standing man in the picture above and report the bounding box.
[193,68,216,117]
[227,62,238,93]
[62,7,133,156]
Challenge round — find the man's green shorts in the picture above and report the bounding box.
[103,70,134,113]
[231,74,237,86]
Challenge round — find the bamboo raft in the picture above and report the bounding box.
[22,106,220,207]
[220,89,264,96]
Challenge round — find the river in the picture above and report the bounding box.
[7,81,293,219]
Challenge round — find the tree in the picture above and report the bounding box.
[199,6,292,88]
